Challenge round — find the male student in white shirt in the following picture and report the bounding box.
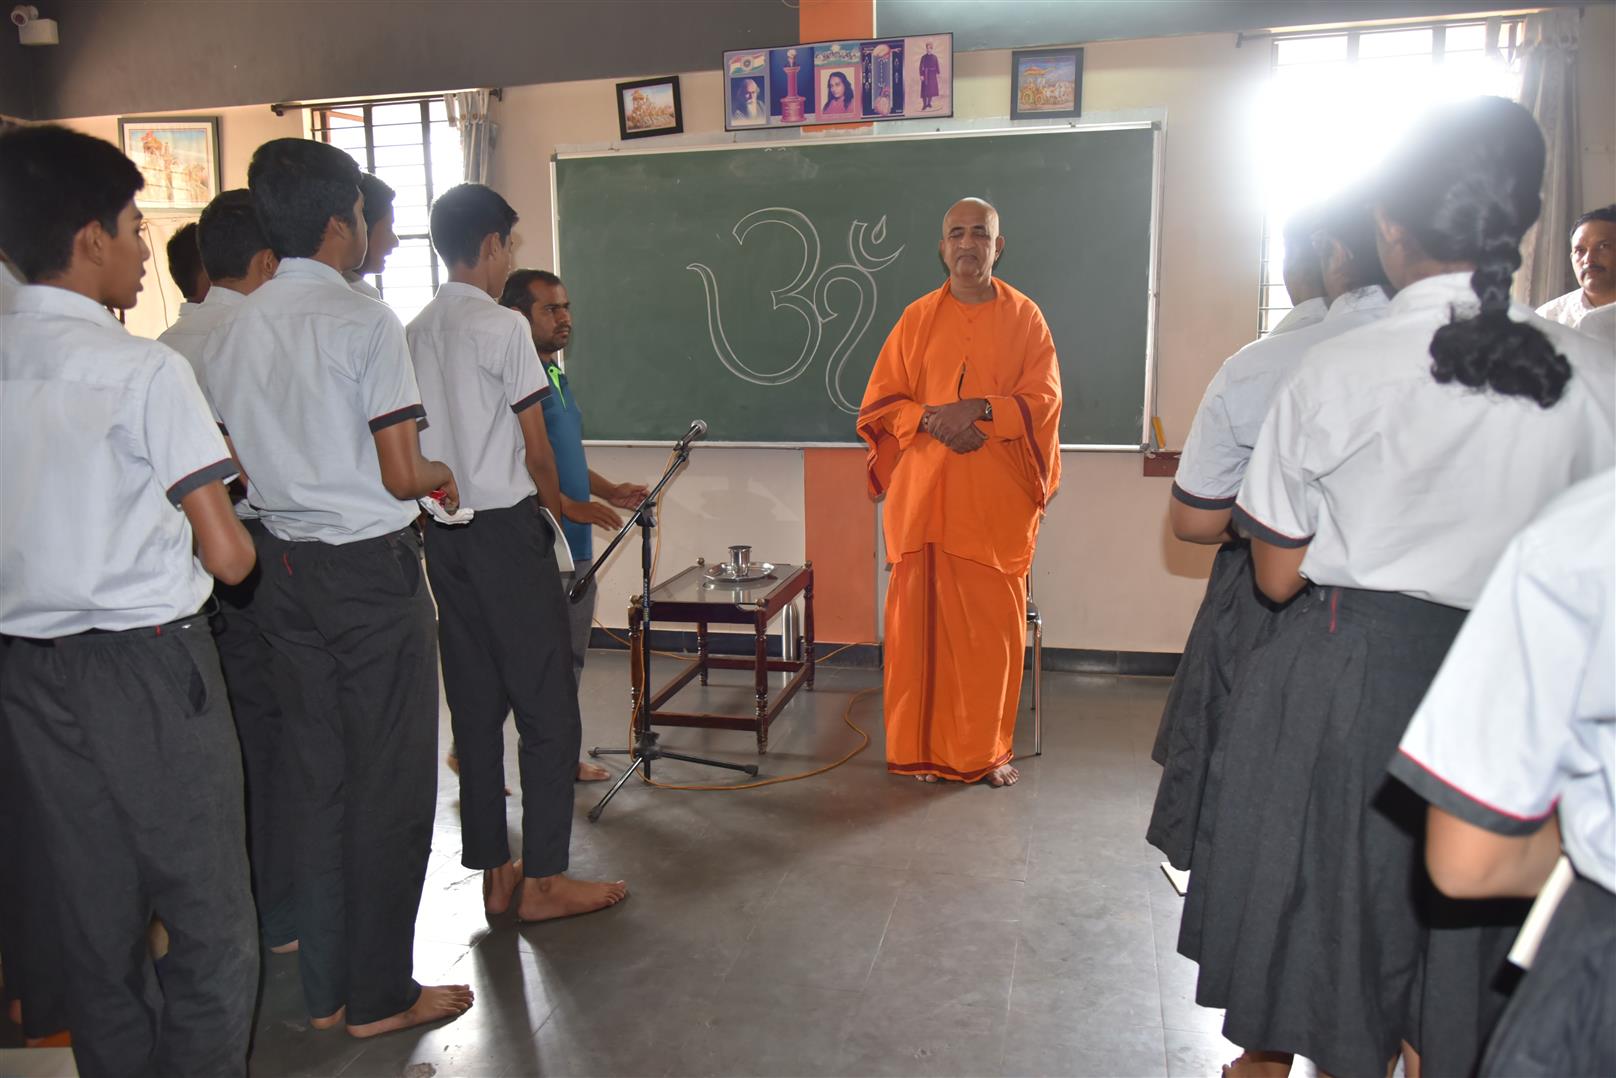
[345,172,398,300]
[204,137,472,1039]
[0,124,259,1076]
[157,188,300,957]
[1536,204,1615,329]
[407,183,629,922]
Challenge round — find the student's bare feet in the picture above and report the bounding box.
[309,1006,346,1031]
[269,939,300,955]
[483,859,524,916]
[515,874,629,922]
[1221,1050,1295,1077]
[984,763,1020,787]
[576,760,610,782]
[346,985,475,1039]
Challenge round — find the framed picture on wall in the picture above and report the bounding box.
[118,115,221,211]
[616,75,683,141]
[1010,47,1084,121]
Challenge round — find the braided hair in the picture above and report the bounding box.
[1376,96,1570,408]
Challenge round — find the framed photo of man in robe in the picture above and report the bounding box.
[903,35,953,117]
[725,50,770,129]
[1010,47,1084,121]
[118,116,221,211]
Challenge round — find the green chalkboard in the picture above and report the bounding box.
[554,123,1159,446]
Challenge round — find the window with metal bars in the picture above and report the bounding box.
[310,97,465,325]
[1255,17,1526,335]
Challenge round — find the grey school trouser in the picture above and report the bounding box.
[0,619,259,1077]
[253,525,438,1027]
[424,497,580,879]
[212,518,298,948]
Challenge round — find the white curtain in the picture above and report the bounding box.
[1514,9,1581,306]
[446,89,498,186]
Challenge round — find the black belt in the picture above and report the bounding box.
[3,599,217,647]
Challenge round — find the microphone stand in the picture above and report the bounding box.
[573,436,758,824]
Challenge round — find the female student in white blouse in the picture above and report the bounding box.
[1189,96,1615,1078]
[1150,194,1389,875]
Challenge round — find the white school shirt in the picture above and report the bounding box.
[0,260,21,311]
[0,285,237,637]
[1535,288,1602,330]
[157,284,246,388]
[203,257,425,544]
[1235,272,1616,609]
[1267,296,1327,337]
[345,272,383,301]
[1392,471,1616,894]
[1173,286,1389,509]
[157,286,258,521]
[1578,302,1616,348]
[405,282,550,512]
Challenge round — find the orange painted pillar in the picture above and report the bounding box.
[800,0,880,646]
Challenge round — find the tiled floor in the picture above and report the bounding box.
[17,653,1253,1077]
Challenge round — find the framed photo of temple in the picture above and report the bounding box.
[118,115,221,211]
[723,33,952,132]
[1010,47,1084,121]
[616,75,683,140]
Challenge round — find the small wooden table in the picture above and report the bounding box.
[628,561,815,754]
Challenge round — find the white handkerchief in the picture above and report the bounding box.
[419,496,475,526]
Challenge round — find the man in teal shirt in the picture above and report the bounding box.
[501,269,647,782]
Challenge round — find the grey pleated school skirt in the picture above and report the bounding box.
[1147,539,1273,871]
[1482,875,1616,1078]
[1181,586,1475,1078]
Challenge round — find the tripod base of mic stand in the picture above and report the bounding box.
[586,730,759,822]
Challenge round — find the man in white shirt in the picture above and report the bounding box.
[1536,205,1615,328]
[408,183,628,923]
[204,137,471,1039]
[157,188,300,957]
[0,124,258,1076]
[0,252,20,309]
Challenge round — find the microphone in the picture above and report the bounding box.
[674,419,708,453]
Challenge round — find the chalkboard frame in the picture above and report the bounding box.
[551,119,1164,451]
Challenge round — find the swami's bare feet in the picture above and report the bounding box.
[983,763,1021,787]
[913,773,939,783]
[347,985,474,1039]
[1221,1050,1295,1078]
[269,939,300,955]
[577,761,610,782]
[309,1006,345,1031]
[484,859,524,916]
[516,873,629,922]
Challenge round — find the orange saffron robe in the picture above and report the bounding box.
[856,279,1062,781]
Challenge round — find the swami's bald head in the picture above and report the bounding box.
[940,197,1004,299]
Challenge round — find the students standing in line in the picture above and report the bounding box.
[1393,468,1615,1078]
[1191,97,1614,1078]
[408,183,629,921]
[0,124,260,1076]
[346,172,398,300]
[204,137,472,1038]
[157,188,300,956]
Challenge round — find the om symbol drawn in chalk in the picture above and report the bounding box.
[687,207,905,415]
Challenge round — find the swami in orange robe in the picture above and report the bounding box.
[857,203,1061,785]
